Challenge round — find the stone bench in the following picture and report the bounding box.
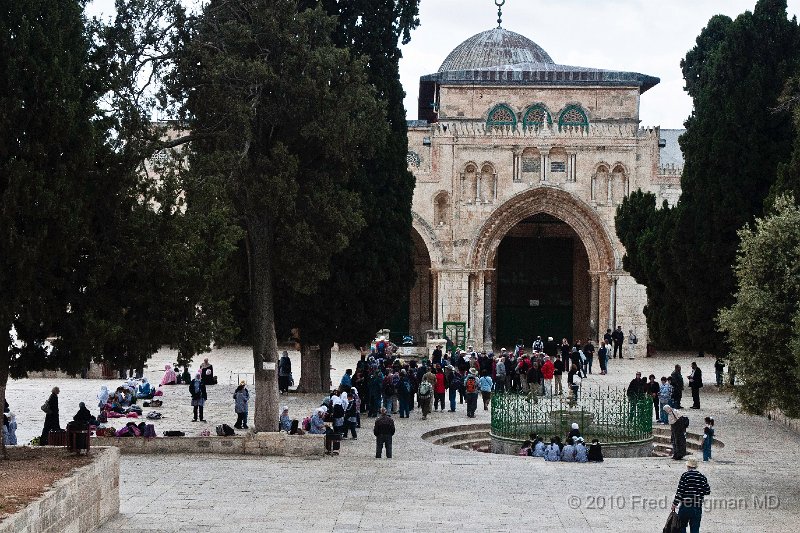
[92,432,324,458]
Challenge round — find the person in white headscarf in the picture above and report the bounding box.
[97,385,110,409]
[309,406,327,434]
[331,393,345,435]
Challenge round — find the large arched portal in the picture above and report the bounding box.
[387,228,433,344]
[468,187,616,349]
[493,213,590,347]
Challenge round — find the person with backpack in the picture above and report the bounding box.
[464,368,480,418]
[478,371,493,410]
[419,366,435,419]
[381,371,397,414]
[397,370,414,418]
[188,374,207,422]
[233,380,249,429]
[447,366,462,412]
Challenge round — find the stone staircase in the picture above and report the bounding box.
[651,425,725,458]
[421,423,492,453]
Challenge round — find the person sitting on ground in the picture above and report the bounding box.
[73,402,96,426]
[160,364,177,386]
[97,385,110,409]
[531,435,546,458]
[279,406,292,432]
[200,358,216,385]
[588,439,604,462]
[137,378,154,399]
[544,436,562,461]
[574,437,589,463]
[518,440,533,456]
[289,419,304,435]
[562,438,577,462]
[309,406,327,434]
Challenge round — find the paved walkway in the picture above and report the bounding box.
[6,349,800,531]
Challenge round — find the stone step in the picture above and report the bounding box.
[449,438,491,451]
[652,428,724,449]
[433,431,490,446]
[420,423,492,441]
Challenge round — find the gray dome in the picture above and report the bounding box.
[438,28,554,72]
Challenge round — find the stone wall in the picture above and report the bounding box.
[490,433,653,458]
[92,432,325,458]
[767,408,800,437]
[0,447,120,533]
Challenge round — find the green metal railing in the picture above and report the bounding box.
[491,386,653,444]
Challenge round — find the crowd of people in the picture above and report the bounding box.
[518,426,605,463]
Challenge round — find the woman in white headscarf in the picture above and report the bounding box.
[309,406,327,434]
[97,385,110,409]
[331,393,345,435]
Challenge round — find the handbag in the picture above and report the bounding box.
[41,402,51,414]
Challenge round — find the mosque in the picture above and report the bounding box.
[397,17,684,354]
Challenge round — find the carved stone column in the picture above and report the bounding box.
[589,272,600,341]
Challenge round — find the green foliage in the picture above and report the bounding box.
[279,0,420,348]
[0,0,104,377]
[616,0,800,350]
[718,196,800,416]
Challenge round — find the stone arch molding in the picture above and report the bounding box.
[411,210,446,266]
[467,186,617,272]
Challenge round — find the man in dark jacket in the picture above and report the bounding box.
[688,362,703,409]
[671,365,685,409]
[611,326,624,358]
[373,407,395,459]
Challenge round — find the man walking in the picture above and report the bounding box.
[464,368,480,418]
[688,362,703,409]
[373,407,395,459]
[671,457,711,533]
[612,326,624,359]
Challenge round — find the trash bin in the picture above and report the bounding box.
[48,429,68,447]
[67,422,91,454]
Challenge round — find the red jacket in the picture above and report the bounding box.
[434,372,446,394]
[541,360,555,380]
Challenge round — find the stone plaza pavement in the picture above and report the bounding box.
[5,347,800,531]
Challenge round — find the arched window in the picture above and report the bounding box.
[486,104,517,128]
[480,163,497,203]
[611,165,628,204]
[593,165,609,202]
[434,192,451,226]
[463,163,478,203]
[522,104,552,128]
[558,104,589,130]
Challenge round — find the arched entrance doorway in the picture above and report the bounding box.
[468,187,616,349]
[493,213,591,347]
[386,228,433,344]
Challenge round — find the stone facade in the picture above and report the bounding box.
[405,28,682,353]
[0,447,119,533]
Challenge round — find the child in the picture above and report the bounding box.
[574,437,588,463]
[703,416,715,461]
[518,440,533,456]
[544,436,561,461]
[233,381,250,429]
[561,438,576,462]
[588,438,604,462]
[532,434,546,458]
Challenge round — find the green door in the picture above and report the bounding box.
[496,236,574,347]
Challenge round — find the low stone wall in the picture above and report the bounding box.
[0,447,120,533]
[490,433,653,458]
[767,408,800,436]
[93,432,325,457]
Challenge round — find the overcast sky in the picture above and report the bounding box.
[87,0,800,128]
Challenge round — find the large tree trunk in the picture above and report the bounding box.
[319,341,333,393]
[298,343,322,392]
[247,221,280,432]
